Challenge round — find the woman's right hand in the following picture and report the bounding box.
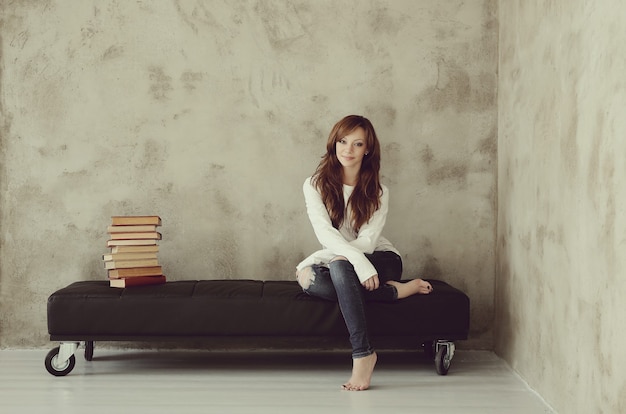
[362,274,380,291]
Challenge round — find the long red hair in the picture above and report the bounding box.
[311,115,382,232]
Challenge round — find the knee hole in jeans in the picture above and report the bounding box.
[297,267,315,290]
[330,256,348,262]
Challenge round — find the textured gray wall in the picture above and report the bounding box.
[497,0,626,412]
[0,1,497,348]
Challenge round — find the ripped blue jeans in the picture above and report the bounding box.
[297,251,402,358]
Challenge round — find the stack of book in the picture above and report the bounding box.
[103,215,166,288]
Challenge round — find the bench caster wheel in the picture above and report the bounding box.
[45,346,76,376]
[85,341,94,361]
[435,347,450,375]
[434,340,455,375]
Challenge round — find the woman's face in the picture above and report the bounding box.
[335,127,367,171]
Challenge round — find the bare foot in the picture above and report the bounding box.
[386,279,433,299]
[342,352,377,391]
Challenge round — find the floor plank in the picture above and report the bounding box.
[0,349,554,414]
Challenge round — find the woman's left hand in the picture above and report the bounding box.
[362,274,380,291]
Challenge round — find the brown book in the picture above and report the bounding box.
[107,239,157,247]
[110,245,159,254]
[111,216,162,226]
[107,224,158,233]
[110,275,166,288]
[108,266,163,279]
[102,252,158,261]
[109,232,162,240]
[104,258,159,270]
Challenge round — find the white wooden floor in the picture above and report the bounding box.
[0,348,554,414]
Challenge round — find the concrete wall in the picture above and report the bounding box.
[497,0,626,412]
[0,1,497,348]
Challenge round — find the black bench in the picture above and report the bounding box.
[45,279,469,376]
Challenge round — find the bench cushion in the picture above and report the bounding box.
[47,279,469,341]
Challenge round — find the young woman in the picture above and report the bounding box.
[296,115,433,391]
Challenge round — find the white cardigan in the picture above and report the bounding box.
[296,177,399,283]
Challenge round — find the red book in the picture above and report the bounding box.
[108,266,163,279]
[109,275,166,288]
